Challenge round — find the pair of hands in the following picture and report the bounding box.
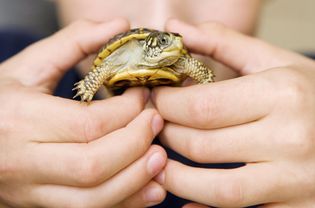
[1,18,315,208]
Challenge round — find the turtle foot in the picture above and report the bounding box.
[73,80,94,102]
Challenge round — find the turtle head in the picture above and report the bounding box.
[142,31,184,67]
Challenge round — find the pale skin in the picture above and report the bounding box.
[0,19,167,207]
[153,20,315,207]
[0,0,276,207]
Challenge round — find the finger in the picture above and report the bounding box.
[24,87,148,143]
[114,181,166,208]
[31,145,167,208]
[160,121,272,163]
[183,203,209,208]
[2,18,129,91]
[28,109,164,186]
[152,73,275,129]
[159,160,295,208]
[165,19,313,75]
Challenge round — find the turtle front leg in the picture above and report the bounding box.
[175,56,215,84]
[73,63,112,102]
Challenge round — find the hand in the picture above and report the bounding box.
[0,19,167,208]
[152,19,315,207]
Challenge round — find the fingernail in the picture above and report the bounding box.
[143,88,150,103]
[154,170,165,185]
[147,152,165,175]
[151,114,163,136]
[144,186,163,206]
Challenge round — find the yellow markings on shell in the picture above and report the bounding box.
[93,32,149,67]
[108,68,180,86]
[93,57,103,67]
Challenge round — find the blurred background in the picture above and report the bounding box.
[0,0,314,52]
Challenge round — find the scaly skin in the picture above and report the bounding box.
[175,56,215,84]
[73,63,112,102]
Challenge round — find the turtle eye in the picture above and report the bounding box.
[159,35,169,46]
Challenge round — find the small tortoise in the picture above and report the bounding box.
[73,28,214,102]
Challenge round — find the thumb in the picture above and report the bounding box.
[1,18,129,93]
[165,19,308,75]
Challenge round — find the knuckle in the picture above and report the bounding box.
[77,107,104,142]
[60,19,98,55]
[84,110,103,142]
[187,137,208,163]
[277,68,308,108]
[73,151,104,186]
[74,109,91,142]
[281,124,315,157]
[214,177,245,207]
[189,93,216,128]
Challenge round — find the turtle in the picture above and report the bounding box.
[73,28,214,102]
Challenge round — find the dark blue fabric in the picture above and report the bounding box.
[0,29,39,62]
[3,29,313,208]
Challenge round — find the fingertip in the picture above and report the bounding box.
[151,113,164,136]
[123,87,150,106]
[150,144,168,162]
[143,182,167,207]
[146,145,167,176]
[154,170,165,185]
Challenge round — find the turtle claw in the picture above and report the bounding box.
[73,91,81,99]
[73,91,93,103]
[72,81,94,102]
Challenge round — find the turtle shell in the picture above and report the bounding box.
[92,28,187,92]
[92,28,155,69]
